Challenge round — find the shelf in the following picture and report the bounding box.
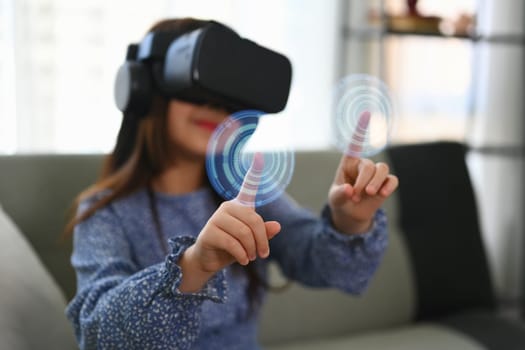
[344,27,471,40]
[387,28,471,40]
[343,27,525,45]
[468,145,525,158]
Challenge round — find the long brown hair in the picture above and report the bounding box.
[66,18,209,233]
[66,18,268,311]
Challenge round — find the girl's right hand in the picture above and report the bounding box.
[189,200,281,273]
[178,153,281,292]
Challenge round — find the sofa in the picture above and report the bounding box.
[0,141,524,349]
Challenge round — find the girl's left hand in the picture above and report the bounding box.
[328,155,399,234]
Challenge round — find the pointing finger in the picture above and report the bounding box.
[347,111,370,158]
[235,152,264,207]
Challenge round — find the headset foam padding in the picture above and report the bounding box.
[114,61,153,116]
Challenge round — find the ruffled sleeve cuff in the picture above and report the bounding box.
[314,206,388,293]
[161,236,227,304]
[320,205,388,253]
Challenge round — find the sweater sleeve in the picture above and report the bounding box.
[65,201,227,350]
[259,194,388,294]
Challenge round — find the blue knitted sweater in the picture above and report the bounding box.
[66,187,387,349]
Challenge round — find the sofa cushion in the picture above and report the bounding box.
[266,323,486,350]
[0,154,102,300]
[0,204,77,350]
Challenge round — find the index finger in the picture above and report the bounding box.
[235,152,264,207]
[346,111,371,158]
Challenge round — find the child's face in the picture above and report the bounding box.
[166,99,229,159]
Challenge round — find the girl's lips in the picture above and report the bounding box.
[194,120,220,132]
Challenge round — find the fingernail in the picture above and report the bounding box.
[261,249,269,258]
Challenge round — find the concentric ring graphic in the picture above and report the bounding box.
[206,110,295,207]
[333,74,395,158]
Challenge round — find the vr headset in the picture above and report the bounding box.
[114,21,292,116]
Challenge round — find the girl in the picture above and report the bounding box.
[66,18,398,350]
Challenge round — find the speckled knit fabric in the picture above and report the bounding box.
[66,187,388,349]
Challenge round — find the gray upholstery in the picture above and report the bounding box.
[267,324,486,350]
[0,205,77,350]
[0,147,520,349]
[0,154,102,299]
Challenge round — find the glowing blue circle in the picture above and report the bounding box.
[333,74,395,158]
[206,110,295,207]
